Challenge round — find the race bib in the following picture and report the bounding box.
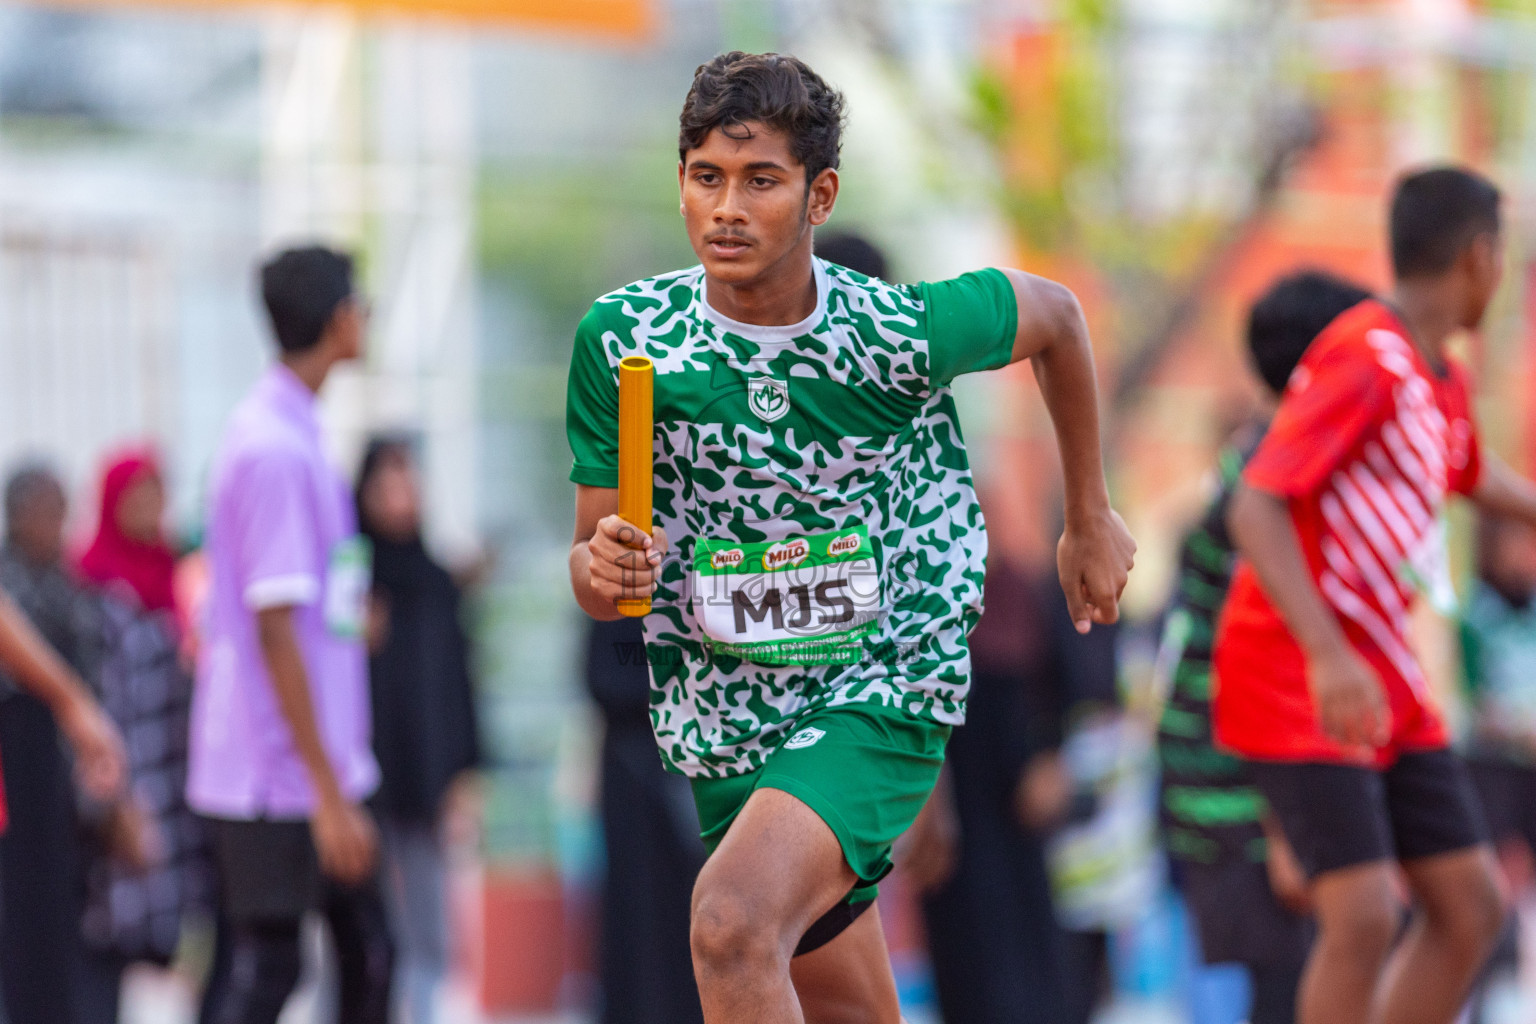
[692,526,880,665]
[324,536,372,639]
[1401,516,1458,616]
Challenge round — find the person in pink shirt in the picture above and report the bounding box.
[189,246,391,1024]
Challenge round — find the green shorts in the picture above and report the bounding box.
[690,702,950,905]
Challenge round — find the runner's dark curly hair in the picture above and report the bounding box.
[679,52,846,187]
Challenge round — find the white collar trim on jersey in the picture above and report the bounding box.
[698,258,829,343]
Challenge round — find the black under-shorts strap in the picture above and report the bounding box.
[793,896,876,958]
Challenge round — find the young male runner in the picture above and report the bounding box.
[1214,167,1536,1024]
[1157,271,1368,1024]
[567,52,1135,1022]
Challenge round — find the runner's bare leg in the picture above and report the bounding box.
[1298,862,1401,1024]
[691,787,869,1024]
[791,903,901,1024]
[1371,846,1505,1024]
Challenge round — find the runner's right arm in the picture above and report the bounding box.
[570,485,669,620]
[921,268,1134,632]
[567,307,671,621]
[1229,330,1397,752]
[998,271,1136,634]
[1227,483,1388,750]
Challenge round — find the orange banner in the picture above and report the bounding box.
[46,0,652,35]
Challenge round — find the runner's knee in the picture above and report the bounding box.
[1316,880,1400,960]
[691,887,790,974]
[1424,862,1507,952]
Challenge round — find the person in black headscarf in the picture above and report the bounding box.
[356,437,480,1024]
[914,549,1087,1024]
[586,615,707,1024]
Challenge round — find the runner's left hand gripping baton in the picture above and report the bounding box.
[616,356,655,617]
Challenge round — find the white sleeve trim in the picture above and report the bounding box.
[244,573,321,610]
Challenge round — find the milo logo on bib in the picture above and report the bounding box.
[693,525,879,665]
[763,539,809,570]
[710,548,745,570]
[827,534,861,557]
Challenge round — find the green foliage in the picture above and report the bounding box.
[1056,45,1112,168]
[968,65,1012,146]
[963,5,1117,254]
[960,2,1282,376]
[1480,0,1536,15]
[1064,0,1115,32]
[477,151,694,356]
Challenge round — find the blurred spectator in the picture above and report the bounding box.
[1461,512,1536,805]
[915,552,1077,1024]
[1156,271,1369,1024]
[0,462,100,1024]
[584,616,707,1024]
[356,436,480,1024]
[189,245,391,1024]
[815,231,889,281]
[1156,430,1313,1024]
[73,449,213,1024]
[1036,566,1123,1024]
[1459,512,1536,1016]
[1214,169,1512,1024]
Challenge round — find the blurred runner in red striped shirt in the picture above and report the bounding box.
[1214,166,1536,1024]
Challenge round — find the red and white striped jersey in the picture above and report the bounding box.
[1214,300,1481,764]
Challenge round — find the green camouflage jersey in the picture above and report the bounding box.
[567,257,1017,778]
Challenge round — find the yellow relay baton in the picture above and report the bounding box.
[616,355,655,617]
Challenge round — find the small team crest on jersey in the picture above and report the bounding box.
[748,377,790,423]
[784,726,825,750]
